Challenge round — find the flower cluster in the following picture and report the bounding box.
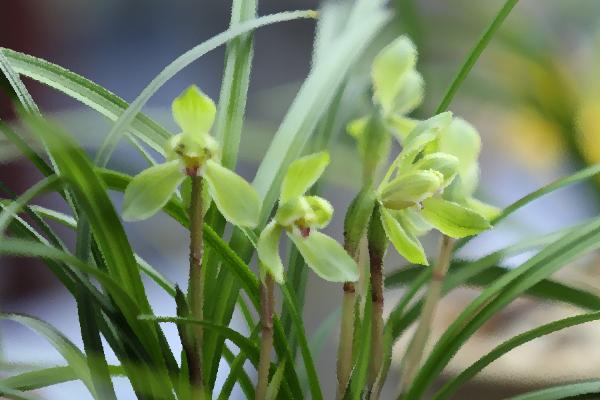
[348,36,496,265]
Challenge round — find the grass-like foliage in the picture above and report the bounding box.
[2,0,600,399]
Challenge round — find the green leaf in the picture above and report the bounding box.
[142,315,260,363]
[421,197,490,238]
[94,10,317,167]
[0,314,94,395]
[433,310,600,400]
[288,231,359,282]
[1,48,171,155]
[380,207,427,265]
[172,85,216,135]
[506,381,600,400]
[379,170,443,210]
[122,160,185,222]
[203,159,260,228]
[0,175,61,235]
[280,152,330,203]
[252,5,389,225]
[0,50,38,114]
[0,366,125,393]
[0,385,40,400]
[213,0,257,170]
[266,360,287,400]
[435,0,520,113]
[257,221,284,283]
[281,284,324,400]
[406,215,600,399]
[371,36,417,115]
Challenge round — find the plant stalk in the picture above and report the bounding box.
[336,281,356,399]
[399,235,454,391]
[256,274,275,400]
[187,173,205,395]
[367,204,387,399]
[337,185,376,399]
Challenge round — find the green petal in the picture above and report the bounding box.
[438,117,481,176]
[203,159,260,228]
[288,231,358,282]
[305,196,334,229]
[403,111,453,148]
[387,116,419,143]
[393,69,424,115]
[399,208,432,237]
[379,170,443,210]
[371,36,417,115]
[413,152,459,185]
[465,197,501,221]
[172,85,216,135]
[257,221,284,284]
[380,207,428,265]
[421,196,491,238]
[122,160,185,221]
[280,152,330,203]
[275,197,311,227]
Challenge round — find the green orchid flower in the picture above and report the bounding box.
[347,35,425,178]
[374,112,492,265]
[256,152,359,284]
[122,85,261,227]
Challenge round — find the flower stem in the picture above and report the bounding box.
[337,185,375,399]
[336,281,356,399]
[256,274,275,400]
[367,204,386,399]
[399,235,454,391]
[187,174,205,394]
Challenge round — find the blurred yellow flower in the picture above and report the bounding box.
[577,101,600,166]
[501,108,566,170]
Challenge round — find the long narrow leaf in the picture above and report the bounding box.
[95,10,316,167]
[433,311,600,400]
[406,216,600,398]
[507,380,600,400]
[0,314,94,396]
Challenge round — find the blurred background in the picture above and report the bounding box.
[2,0,600,398]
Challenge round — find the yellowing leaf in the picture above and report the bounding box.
[203,159,260,228]
[421,197,491,238]
[380,207,427,265]
[257,221,284,284]
[172,85,216,136]
[288,231,358,282]
[280,152,330,203]
[122,160,185,221]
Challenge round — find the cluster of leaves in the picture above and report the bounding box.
[2,0,600,400]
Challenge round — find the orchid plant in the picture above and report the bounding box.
[2,2,596,400]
